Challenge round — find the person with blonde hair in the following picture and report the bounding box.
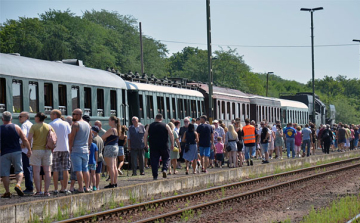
[167,122,180,174]
[225,124,239,168]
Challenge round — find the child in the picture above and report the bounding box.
[215,137,224,168]
[295,126,302,157]
[88,142,98,191]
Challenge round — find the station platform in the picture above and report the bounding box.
[1,149,360,223]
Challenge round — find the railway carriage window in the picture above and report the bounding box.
[198,100,201,117]
[84,87,92,116]
[0,78,6,112]
[166,97,170,119]
[232,103,235,120]
[138,94,144,119]
[226,102,230,120]
[28,82,38,113]
[242,104,245,121]
[191,100,196,118]
[110,90,117,116]
[71,86,80,110]
[178,99,184,119]
[247,104,250,119]
[184,99,188,117]
[237,103,241,120]
[221,101,225,120]
[172,98,177,119]
[44,83,53,114]
[58,85,67,114]
[12,80,23,113]
[97,89,104,116]
[201,101,205,116]
[147,95,154,119]
[157,96,165,117]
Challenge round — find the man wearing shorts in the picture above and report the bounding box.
[49,109,71,195]
[196,115,213,173]
[69,109,92,193]
[1,111,31,198]
[91,126,104,190]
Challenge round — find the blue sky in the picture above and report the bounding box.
[1,0,359,83]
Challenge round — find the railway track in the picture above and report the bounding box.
[56,157,360,223]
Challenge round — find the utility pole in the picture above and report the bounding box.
[206,0,213,123]
[353,39,360,77]
[139,22,144,75]
[301,7,323,124]
[266,72,273,97]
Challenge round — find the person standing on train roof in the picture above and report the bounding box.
[68,109,92,193]
[196,115,214,173]
[1,111,31,198]
[18,111,34,194]
[144,113,174,180]
[242,118,256,166]
[284,123,297,158]
[94,120,106,137]
[49,109,72,195]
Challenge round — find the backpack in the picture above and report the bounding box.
[46,126,57,151]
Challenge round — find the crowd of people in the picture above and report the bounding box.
[1,109,359,198]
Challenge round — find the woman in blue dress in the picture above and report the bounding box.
[182,124,199,175]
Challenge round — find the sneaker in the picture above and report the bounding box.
[14,185,24,196]
[118,170,123,175]
[44,192,51,197]
[247,160,250,166]
[104,183,114,189]
[62,190,72,195]
[101,173,106,177]
[53,190,59,195]
[153,177,158,180]
[34,192,43,196]
[262,160,269,164]
[250,160,253,166]
[163,171,167,178]
[23,189,34,195]
[93,186,97,191]
[1,192,11,198]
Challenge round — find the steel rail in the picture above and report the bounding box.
[55,157,360,223]
[135,162,360,223]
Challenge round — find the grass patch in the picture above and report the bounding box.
[300,194,360,223]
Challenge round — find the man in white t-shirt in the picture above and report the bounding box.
[49,109,71,195]
[18,111,34,194]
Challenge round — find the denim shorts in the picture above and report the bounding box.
[70,152,89,172]
[199,147,211,157]
[260,143,269,153]
[118,146,124,156]
[88,164,96,171]
[338,138,346,144]
[1,151,23,177]
[210,150,215,160]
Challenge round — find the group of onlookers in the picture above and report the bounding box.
[1,108,359,198]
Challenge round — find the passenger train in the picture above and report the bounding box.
[0,53,330,128]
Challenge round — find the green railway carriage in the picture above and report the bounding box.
[125,81,205,125]
[0,53,127,128]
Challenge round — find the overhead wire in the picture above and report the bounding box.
[159,40,358,48]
